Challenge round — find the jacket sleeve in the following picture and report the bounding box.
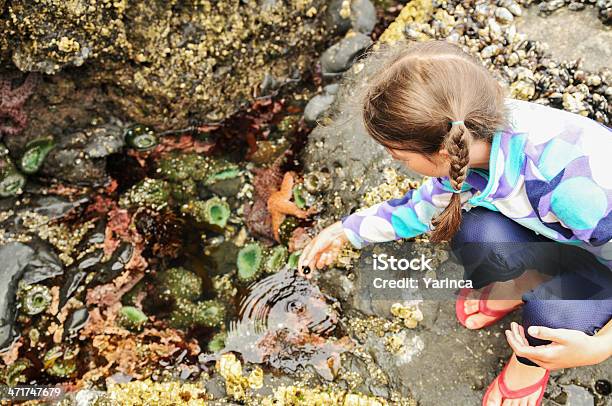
[341,177,475,248]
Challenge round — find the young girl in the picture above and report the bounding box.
[297,40,612,406]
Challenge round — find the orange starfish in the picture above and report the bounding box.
[267,171,315,242]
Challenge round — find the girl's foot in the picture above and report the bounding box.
[462,280,523,329]
[484,354,549,406]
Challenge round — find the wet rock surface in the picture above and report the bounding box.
[0,242,34,350]
[0,1,334,130]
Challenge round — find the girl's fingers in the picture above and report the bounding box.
[519,328,530,347]
[316,252,330,269]
[306,239,331,268]
[527,326,572,344]
[506,329,553,363]
[298,242,313,270]
[299,238,323,270]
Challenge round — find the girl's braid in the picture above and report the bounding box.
[445,124,471,192]
[430,122,471,241]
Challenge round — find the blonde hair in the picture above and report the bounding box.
[361,40,509,241]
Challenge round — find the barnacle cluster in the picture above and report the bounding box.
[262,385,389,406]
[362,168,422,207]
[1,1,331,129]
[99,379,208,406]
[390,301,424,329]
[215,353,264,402]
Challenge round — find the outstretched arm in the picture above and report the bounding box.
[298,177,475,273]
[342,176,474,248]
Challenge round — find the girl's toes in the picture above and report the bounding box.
[486,381,503,406]
[465,314,484,329]
[464,298,479,314]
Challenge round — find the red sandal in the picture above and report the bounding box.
[482,362,550,406]
[456,285,520,329]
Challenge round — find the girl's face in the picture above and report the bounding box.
[385,147,450,177]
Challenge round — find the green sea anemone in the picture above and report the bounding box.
[156,267,203,303]
[236,243,264,283]
[124,124,158,151]
[303,171,331,193]
[0,146,26,197]
[207,331,227,353]
[43,346,78,378]
[118,306,148,331]
[265,245,288,273]
[204,160,240,185]
[169,298,226,329]
[292,184,307,209]
[19,137,55,174]
[287,251,301,269]
[19,285,52,316]
[119,178,171,210]
[181,197,230,231]
[4,359,32,386]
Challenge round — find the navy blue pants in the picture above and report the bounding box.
[451,208,612,367]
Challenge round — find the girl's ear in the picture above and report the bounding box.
[437,148,451,161]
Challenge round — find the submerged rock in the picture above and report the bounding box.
[20,237,64,285]
[304,84,341,126]
[0,242,35,350]
[320,32,373,77]
[37,123,124,185]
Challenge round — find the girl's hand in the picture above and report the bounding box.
[297,221,348,278]
[505,322,611,370]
